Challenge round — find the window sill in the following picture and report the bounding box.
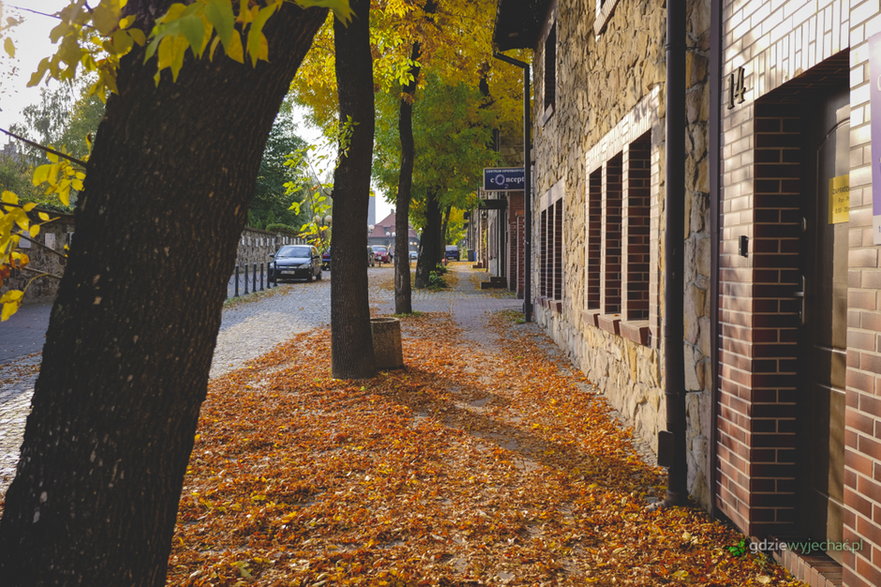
[620,320,651,347]
[582,309,602,328]
[596,313,621,335]
[538,296,563,314]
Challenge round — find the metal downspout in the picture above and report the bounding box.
[662,0,688,506]
[708,0,722,518]
[493,52,533,321]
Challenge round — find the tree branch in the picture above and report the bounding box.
[0,128,89,169]
[21,266,63,281]
[17,232,68,261]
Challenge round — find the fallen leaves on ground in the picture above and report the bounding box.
[167,311,802,586]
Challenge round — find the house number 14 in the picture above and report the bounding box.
[727,67,747,109]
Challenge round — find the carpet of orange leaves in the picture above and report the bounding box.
[167,312,803,586]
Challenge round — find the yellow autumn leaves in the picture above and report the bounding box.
[0,191,57,321]
[1,0,355,321]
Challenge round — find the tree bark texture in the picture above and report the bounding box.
[0,4,326,585]
[329,0,376,379]
[415,190,442,288]
[393,42,421,315]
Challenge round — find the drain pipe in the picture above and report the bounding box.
[493,51,533,322]
[708,0,722,517]
[658,0,688,506]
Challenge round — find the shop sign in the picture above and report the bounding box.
[483,167,525,191]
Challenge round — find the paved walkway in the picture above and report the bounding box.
[0,264,520,493]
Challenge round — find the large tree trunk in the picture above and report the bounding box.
[0,4,326,585]
[330,0,375,378]
[414,190,442,288]
[393,43,421,314]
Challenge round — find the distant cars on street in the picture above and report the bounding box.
[444,245,460,261]
[269,244,322,282]
[371,245,391,264]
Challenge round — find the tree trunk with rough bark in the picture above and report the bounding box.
[393,42,421,314]
[329,0,375,378]
[415,190,442,288]
[0,4,326,585]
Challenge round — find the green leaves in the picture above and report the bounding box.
[0,182,62,321]
[296,0,354,25]
[143,0,353,82]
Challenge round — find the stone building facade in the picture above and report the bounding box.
[496,0,881,584]
[496,0,714,506]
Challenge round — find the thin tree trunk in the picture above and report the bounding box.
[415,190,442,288]
[441,204,451,250]
[0,4,326,585]
[394,42,421,314]
[330,0,375,378]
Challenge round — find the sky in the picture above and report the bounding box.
[0,0,393,221]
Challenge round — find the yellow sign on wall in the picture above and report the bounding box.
[829,174,849,224]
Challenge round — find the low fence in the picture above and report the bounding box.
[226,261,277,299]
[4,216,305,305]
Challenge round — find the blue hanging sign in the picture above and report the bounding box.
[483,167,525,191]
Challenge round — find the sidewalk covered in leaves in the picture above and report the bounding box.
[168,271,801,585]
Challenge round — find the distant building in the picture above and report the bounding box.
[367,192,376,226]
[368,212,419,253]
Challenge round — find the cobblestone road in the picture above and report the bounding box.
[0,265,521,493]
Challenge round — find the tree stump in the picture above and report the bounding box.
[371,317,403,369]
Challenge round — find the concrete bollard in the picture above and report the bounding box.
[370,317,403,370]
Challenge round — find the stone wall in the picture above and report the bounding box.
[2,211,75,304]
[529,0,712,506]
[4,218,302,305]
[235,227,303,268]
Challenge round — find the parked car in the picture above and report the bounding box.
[371,245,391,264]
[321,248,331,270]
[269,244,322,282]
[444,245,460,261]
[409,248,418,261]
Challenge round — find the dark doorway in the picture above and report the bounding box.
[799,84,850,559]
[749,50,849,549]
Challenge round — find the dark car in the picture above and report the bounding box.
[269,244,322,282]
[409,248,418,261]
[444,245,460,261]
[371,245,391,264]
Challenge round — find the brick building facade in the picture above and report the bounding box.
[495,0,881,584]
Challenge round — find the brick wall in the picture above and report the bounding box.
[626,133,651,321]
[843,3,881,585]
[720,0,881,584]
[603,153,623,314]
[587,169,602,309]
[507,192,525,296]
